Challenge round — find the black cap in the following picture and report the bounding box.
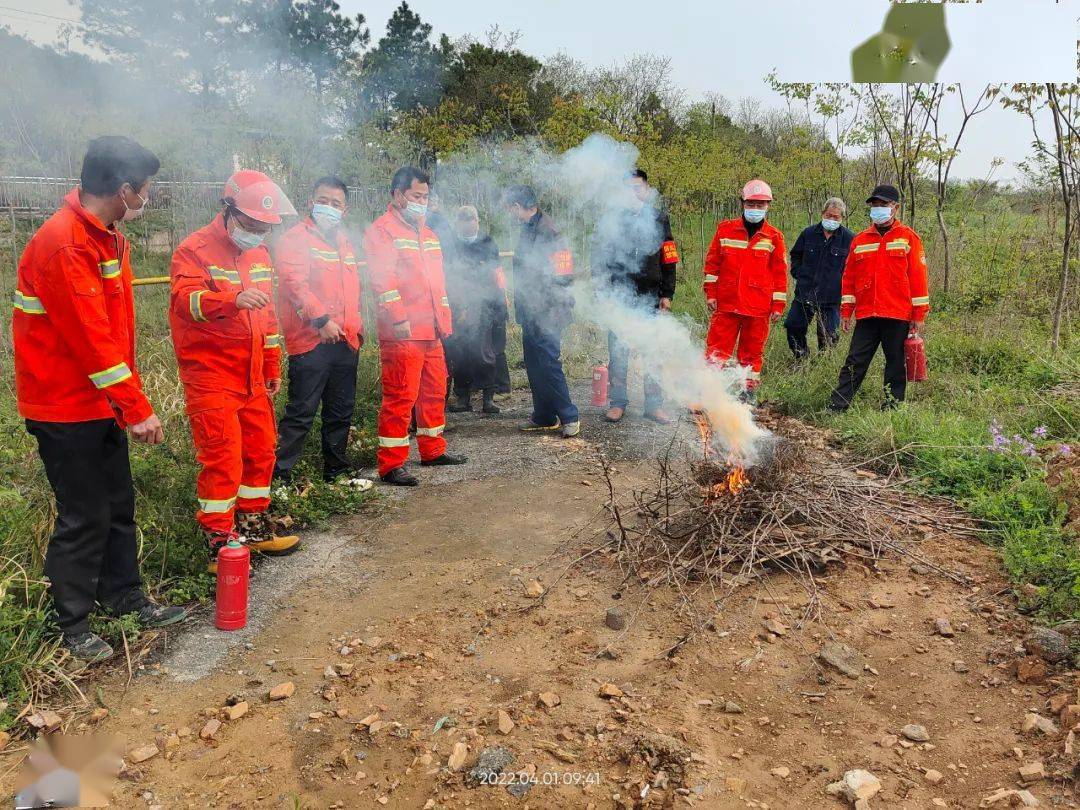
[866,184,900,204]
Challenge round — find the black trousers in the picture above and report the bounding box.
[785,299,840,358]
[830,317,909,411]
[26,418,144,636]
[275,341,359,480]
[447,312,500,398]
[492,320,511,394]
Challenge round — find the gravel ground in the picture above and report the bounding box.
[158,376,706,681]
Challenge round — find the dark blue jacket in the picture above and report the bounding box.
[789,222,854,305]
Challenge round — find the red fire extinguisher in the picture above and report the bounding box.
[215,539,250,631]
[591,365,609,406]
[905,331,928,382]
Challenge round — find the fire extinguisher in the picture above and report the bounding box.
[590,365,609,407]
[215,539,250,631]
[905,331,928,382]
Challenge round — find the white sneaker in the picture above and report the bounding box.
[561,421,581,438]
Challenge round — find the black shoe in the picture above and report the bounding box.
[481,392,500,414]
[421,452,468,467]
[63,632,113,664]
[449,397,472,413]
[381,466,419,486]
[135,600,188,629]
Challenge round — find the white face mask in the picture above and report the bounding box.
[404,200,427,222]
[230,224,266,252]
[122,188,148,221]
[821,218,841,232]
[312,203,343,232]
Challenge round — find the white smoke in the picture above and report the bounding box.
[435,132,770,465]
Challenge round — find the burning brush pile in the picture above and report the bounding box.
[600,410,982,611]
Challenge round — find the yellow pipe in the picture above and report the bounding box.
[133,252,518,287]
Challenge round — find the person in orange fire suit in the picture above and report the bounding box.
[13,136,185,663]
[828,183,930,411]
[702,178,788,404]
[169,170,300,571]
[364,165,467,486]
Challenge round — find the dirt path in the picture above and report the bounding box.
[9,391,1077,809]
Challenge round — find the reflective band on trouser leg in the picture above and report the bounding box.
[415,340,449,462]
[841,295,857,305]
[88,362,133,389]
[190,401,243,535]
[772,292,787,303]
[236,392,277,513]
[705,311,739,365]
[911,296,930,306]
[376,340,425,476]
[703,274,718,283]
[736,315,770,390]
[264,333,283,350]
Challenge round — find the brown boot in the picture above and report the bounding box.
[604,406,625,423]
[644,408,672,425]
[236,511,300,557]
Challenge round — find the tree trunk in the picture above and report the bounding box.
[936,201,951,293]
[1053,204,1070,350]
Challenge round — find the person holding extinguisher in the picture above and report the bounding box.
[169,170,301,571]
[828,184,930,412]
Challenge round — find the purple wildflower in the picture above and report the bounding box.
[1061,444,1074,457]
[1032,425,1048,439]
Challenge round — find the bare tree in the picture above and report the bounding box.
[922,83,999,292]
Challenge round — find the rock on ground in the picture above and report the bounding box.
[826,769,882,803]
[1024,627,1070,663]
[817,642,862,679]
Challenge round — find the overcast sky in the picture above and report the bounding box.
[5,0,1076,182]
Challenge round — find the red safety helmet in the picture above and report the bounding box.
[222,169,297,225]
[741,179,774,202]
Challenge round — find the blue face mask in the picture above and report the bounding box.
[869,206,893,225]
[821,218,841,232]
[230,225,265,252]
[743,208,767,224]
[405,201,427,221]
[312,203,343,231]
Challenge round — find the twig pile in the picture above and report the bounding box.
[601,434,983,615]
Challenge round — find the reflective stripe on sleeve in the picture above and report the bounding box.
[237,484,271,499]
[703,274,719,283]
[98,259,121,279]
[378,435,411,447]
[440,296,449,307]
[415,424,445,437]
[911,296,930,306]
[190,290,209,322]
[13,290,46,314]
[89,362,133,389]
[198,497,236,514]
[841,295,857,304]
[264,334,283,349]
[772,292,787,302]
[746,370,761,381]
[379,290,402,305]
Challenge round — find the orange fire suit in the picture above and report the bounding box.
[840,221,930,323]
[703,218,788,389]
[169,214,283,535]
[13,187,152,426]
[363,205,453,476]
[275,217,363,356]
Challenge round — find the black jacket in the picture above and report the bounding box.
[789,222,854,305]
[445,233,507,323]
[512,210,574,327]
[591,203,678,302]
